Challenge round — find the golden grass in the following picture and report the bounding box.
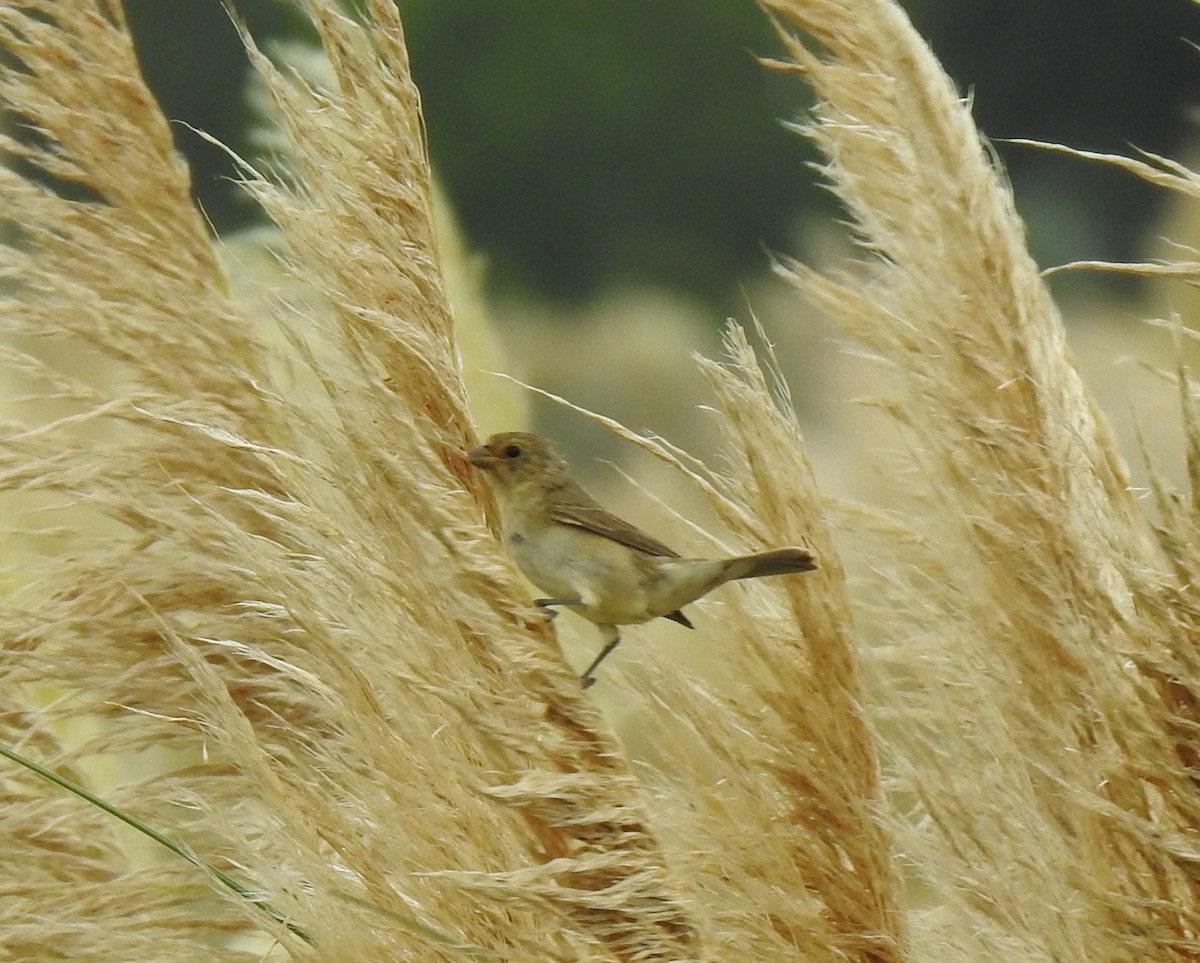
[760,0,1200,959]
[0,1,694,959]
[3,0,1200,961]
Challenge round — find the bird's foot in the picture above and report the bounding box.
[534,598,582,622]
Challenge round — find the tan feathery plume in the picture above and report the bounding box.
[8,0,1200,960]
[0,1,699,959]
[507,335,904,961]
[763,0,1200,959]
[695,324,902,960]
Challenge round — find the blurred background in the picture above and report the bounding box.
[122,0,1200,505]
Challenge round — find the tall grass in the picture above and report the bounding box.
[0,2,696,960]
[1,0,1198,961]
[762,0,1200,959]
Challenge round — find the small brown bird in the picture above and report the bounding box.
[468,431,817,686]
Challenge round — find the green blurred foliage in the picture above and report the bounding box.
[394,1,821,305]
[123,0,1200,309]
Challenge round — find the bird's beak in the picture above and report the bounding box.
[467,444,496,468]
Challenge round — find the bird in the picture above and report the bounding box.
[467,431,817,686]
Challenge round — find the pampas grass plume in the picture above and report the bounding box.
[4,1,1200,961]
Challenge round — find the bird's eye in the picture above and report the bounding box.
[503,444,522,459]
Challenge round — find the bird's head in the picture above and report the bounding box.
[467,431,570,494]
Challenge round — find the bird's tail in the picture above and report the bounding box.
[724,547,817,581]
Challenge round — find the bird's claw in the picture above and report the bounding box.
[534,597,581,623]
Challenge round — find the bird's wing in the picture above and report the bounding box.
[549,486,680,558]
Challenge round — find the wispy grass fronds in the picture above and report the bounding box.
[9,0,1200,960]
[763,0,1200,959]
[0,1,699,960]
[692,324,903,960]
[512,334,904,960]
[1007,140,1200,284]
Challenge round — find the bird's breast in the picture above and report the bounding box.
[505,520,667,625]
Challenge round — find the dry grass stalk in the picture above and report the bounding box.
[0,1,699,959]
[762,0,1200,959]
[518,323,905,960]
[7,0,1200,960]
[691,325,903,961]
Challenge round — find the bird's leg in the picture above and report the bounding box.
[534,598,583,622]
[580,625,621,688]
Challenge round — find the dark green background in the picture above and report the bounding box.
[124,1,1200,310]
